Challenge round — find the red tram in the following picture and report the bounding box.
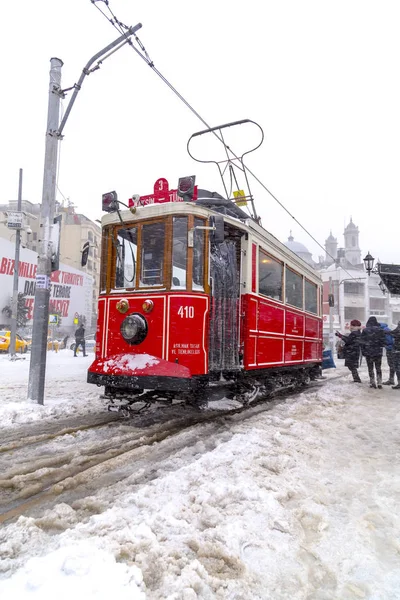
[87,176,323,406]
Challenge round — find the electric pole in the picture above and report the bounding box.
[28,58,63,404]
[28,25,142,405]
[9,168,23,359]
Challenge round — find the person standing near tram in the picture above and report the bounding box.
[380,322,396,386]
[335,319,362,382]
[359,316,386,388]
[385,322,400,389]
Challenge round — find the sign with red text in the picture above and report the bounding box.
[129,178,198,208]
[0,238,93,327]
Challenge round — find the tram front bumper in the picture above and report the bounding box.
[87,353,192,392]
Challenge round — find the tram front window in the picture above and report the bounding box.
[115,226,137,288]
[193,217,205,291]
[140,222,165,287]
[172,217,188,289]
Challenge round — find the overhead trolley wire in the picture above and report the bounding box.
[90,0,360,281]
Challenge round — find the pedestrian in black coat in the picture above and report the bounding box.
[335,319,362,382]
[74,324,87,357]
[385,322,400,389]
[360,316,386,388]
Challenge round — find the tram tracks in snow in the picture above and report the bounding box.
[0,413,123,454]
[0,404,248,524]
[0,376,344,525]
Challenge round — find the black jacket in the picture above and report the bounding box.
[360,325,386,358]
[387,325,400,352]
[337,330,361,368]
[75,326,85,342]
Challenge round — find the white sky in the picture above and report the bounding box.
[1,0,400,263]
[1,353,400,598]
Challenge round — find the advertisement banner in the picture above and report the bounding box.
[0,238,93,328]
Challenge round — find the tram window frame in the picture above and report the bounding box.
[114,225,138,290]
[172,216,188,290]
[100,226,112,294]
[304,279,318,314]
[285,267,303,310]
[258,248,283,302]
[139,221,166,288]
[192,217,206,292]
[108,214,209,293]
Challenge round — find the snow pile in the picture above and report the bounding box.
[0,352,103,428]
[100,353,159,373]
[0,541,145,600]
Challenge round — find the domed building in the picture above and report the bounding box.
[283,232,316,267]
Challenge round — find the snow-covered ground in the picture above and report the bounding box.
[1,351,400,599]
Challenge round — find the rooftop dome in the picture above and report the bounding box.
[284,233,311,255]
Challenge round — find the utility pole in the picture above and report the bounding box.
[28,25,142,405]
[9,168,23,359]
[28,58,63,404]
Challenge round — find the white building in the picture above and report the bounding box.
[282,219,400,344]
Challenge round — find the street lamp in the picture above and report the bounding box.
[363,252,375,276]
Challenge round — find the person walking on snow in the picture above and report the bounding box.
[359,316,386,388]
[335,319,362,382]
[74,324,88,357]
[379,322,396,386]
[385,322,400,389]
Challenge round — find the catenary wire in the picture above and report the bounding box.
[90,0,361,282]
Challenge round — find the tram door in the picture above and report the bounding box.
[209,231,241,372]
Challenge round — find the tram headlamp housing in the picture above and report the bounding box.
[120,313,148,345]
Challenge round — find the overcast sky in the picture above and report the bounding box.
[2,0,399,264]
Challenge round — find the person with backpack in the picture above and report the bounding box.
[385,322,400,389]
[379,322,396,386]
[359,316,386,388]
[335,319,362,382]
[74,324,88,357]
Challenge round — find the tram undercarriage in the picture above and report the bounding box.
[98,363,322,412]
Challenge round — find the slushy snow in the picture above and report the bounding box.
[1,351,400,599]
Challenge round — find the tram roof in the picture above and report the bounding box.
[101,200,321,283]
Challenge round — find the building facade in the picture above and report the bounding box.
[283,219,400,346]
[55,202,101,330]
[0,199,101,332]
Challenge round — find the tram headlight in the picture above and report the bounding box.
[120,314,148,345]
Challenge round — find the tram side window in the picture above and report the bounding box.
[140,222,165,287]
[305,280,318,314]
[115,226,137,288]
[100,227,111,293]
[258,249,283,301]
[193,218,205,291]
[285,267,303,309]
[172,217,188,289]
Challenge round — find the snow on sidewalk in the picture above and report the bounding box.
[1,357,400,598]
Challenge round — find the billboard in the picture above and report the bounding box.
[0,238,93,328]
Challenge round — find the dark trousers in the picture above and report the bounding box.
[393,352,400,383]
[366,356,382,385]
[386,349,395,383]
[348,367,361,382]
[74,340,86,356]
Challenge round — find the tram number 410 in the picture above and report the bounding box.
[178,306,194,318]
